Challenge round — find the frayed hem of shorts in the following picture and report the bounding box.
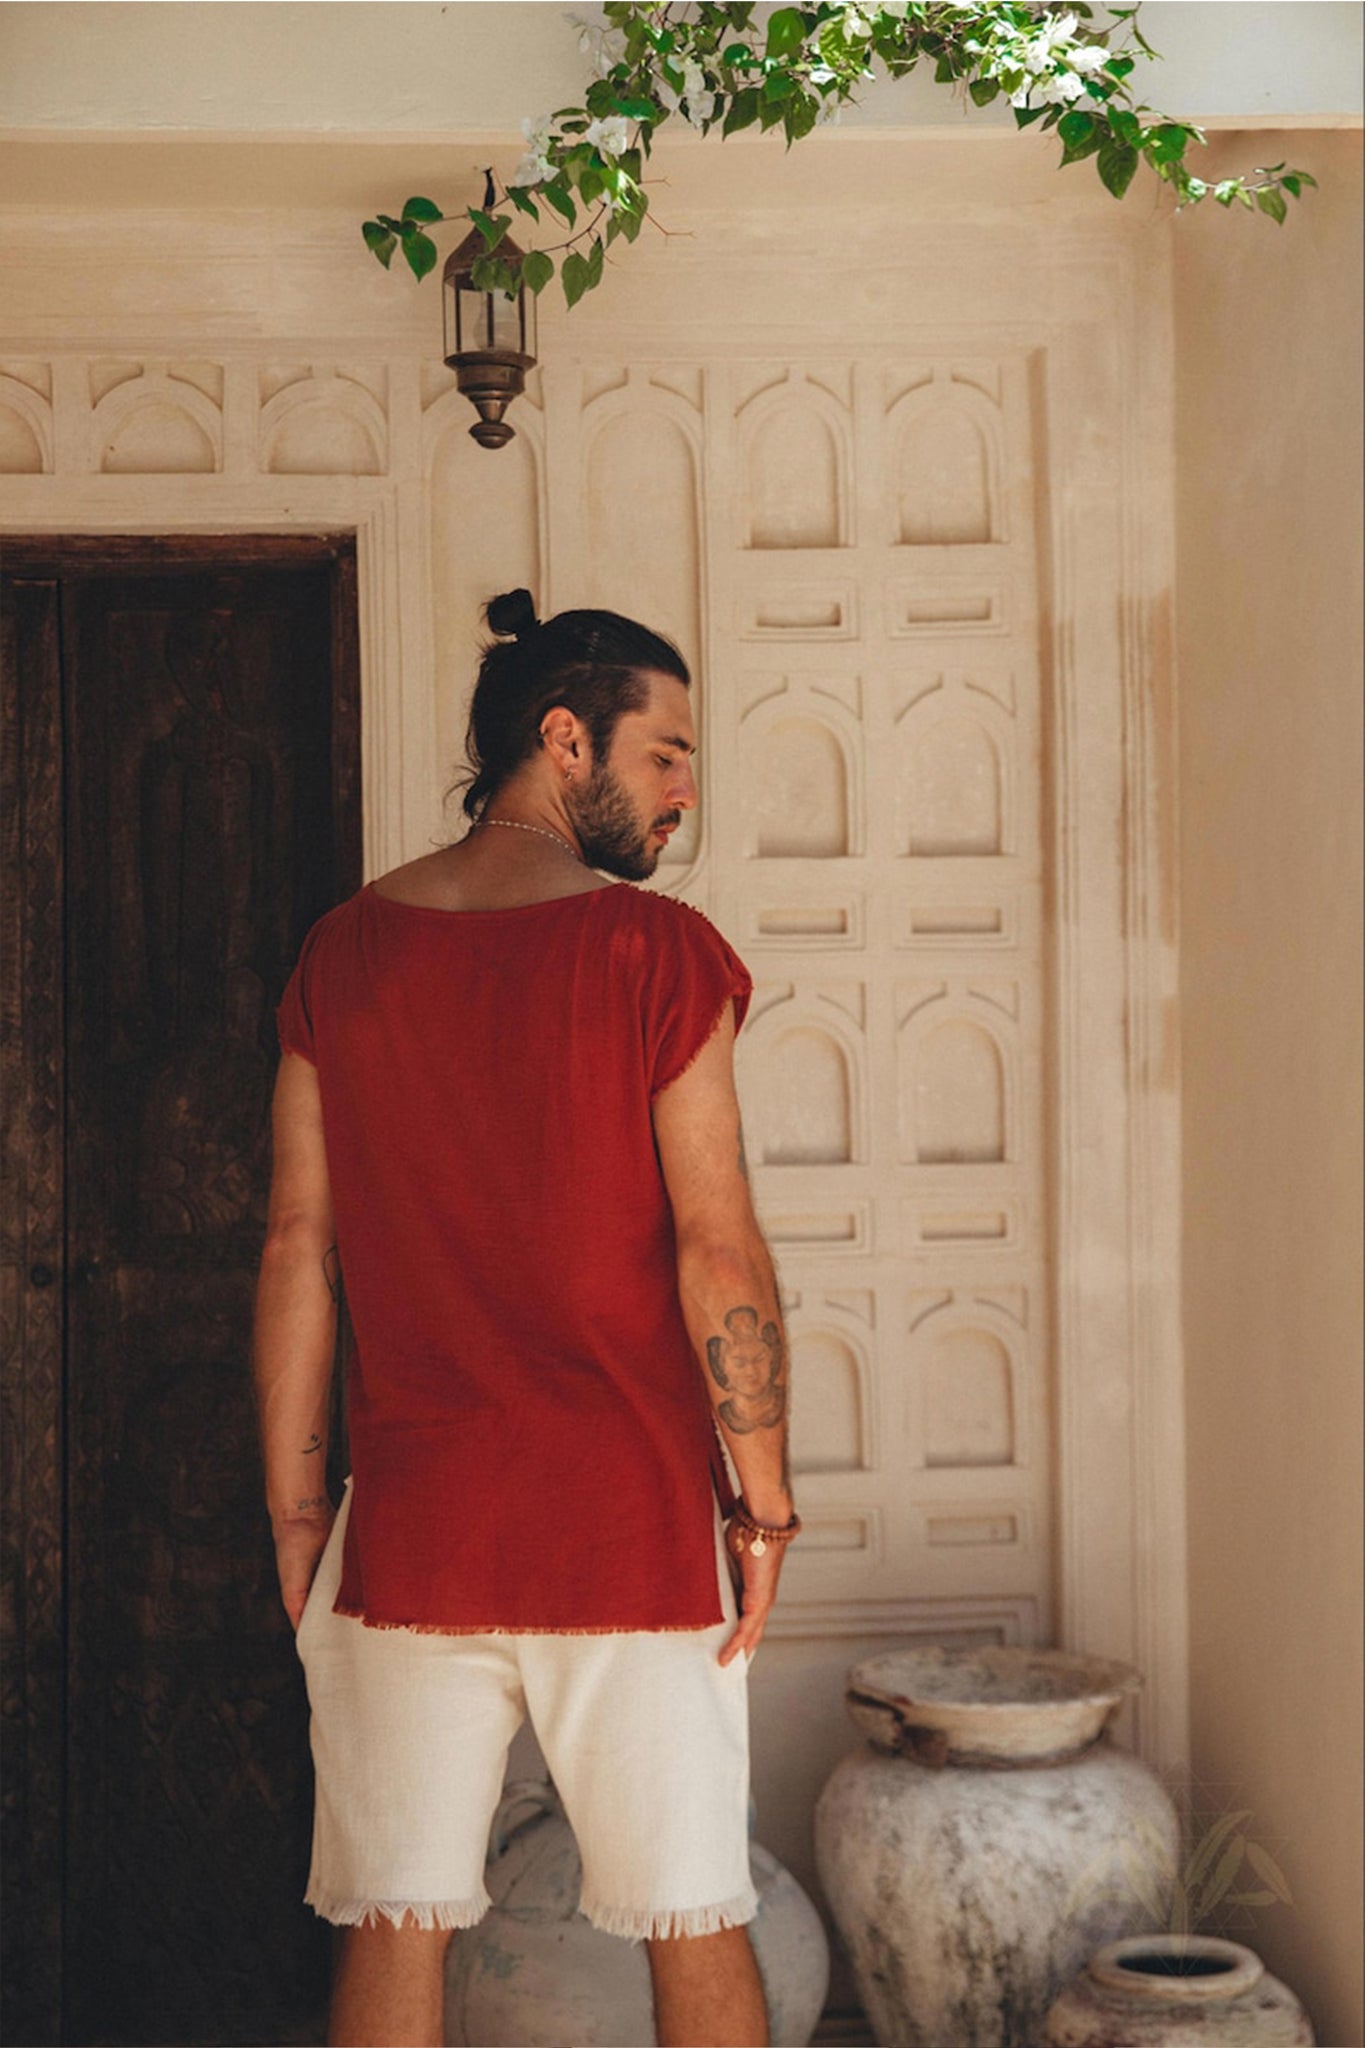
[579,1887,760,1942]
[332,1601,722,1636]
[305,1885,491,1931]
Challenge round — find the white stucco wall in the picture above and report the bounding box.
[0,1,1360,134]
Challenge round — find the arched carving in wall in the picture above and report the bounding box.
[922,1324,1016,1468]
[897,987,1012,1165]
[753,716,850,859]
[789,1328,867,1474]
[742,378,848,549]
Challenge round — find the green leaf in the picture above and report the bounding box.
[1103,53,1135,78]
[1147,122,1190,165]
[763,69,796,102]
[579,165,605,205]
[1013,103,1049,128]
[765,7,806,60]
[969,76,1000,107]
[1108,107,1143,148]
[758,95,786,130]
[401,228,438,282]
[587,236,605,286]
[362,220,397,268]
[1281,174,1302,198]
[1256,185,1288,225]
[783,91,819,142]
[470,208,512,250]
[542,181,577,227]
[521,248,554,295]
[561,250,591,308]
[401,195,442,223]
[1058,109,1096,148]
[1097,139,1139,196]
[934,53,955,83]
[722,86,760,135]
[507,185,541,220]
[615,95,659,119]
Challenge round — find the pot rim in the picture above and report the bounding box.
[1088,1934,1265,2003]
[849,1645,1143,1716]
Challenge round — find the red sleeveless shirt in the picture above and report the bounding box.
[275,882,752,1632]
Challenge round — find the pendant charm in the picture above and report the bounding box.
[750,1534,767,1557]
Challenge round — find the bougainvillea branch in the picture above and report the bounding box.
[362,2,1315,309]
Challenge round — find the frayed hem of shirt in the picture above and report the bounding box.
[649,986,744,1102]
[305,1886,492,1931]
[579,1888,760,1943]
[332,1602,723,1636]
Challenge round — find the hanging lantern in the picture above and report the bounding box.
[442,172,537,450]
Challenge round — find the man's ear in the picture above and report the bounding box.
[539,704,589,776]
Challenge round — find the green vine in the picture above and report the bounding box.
[362,2,1315,309]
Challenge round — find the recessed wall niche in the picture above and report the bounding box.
[741,376,849,549]
[789,1329,867,1475]
[922,1325,1016,1468]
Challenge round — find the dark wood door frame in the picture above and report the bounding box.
[1,532,362,2046]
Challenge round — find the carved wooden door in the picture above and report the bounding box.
[1,539,361,2046]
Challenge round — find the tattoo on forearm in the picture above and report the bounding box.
[302,1432,322,1456]
[293,1495,329,1515]
[706,1304,787,1434]
[322,1243,341,1304]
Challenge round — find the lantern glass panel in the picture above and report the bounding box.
[456,278,527,356]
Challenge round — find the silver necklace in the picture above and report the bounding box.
[482,817,583,862]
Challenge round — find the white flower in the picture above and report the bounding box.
[843,6,872,40]
[1026,10,1079,64]
[564,11,627,78]
[521,112,556,156]
[507,151,553,189]
[879,0,911,16]
[583,114,632,157]
[1068,43,1110,75]
[1033,68,1087,104]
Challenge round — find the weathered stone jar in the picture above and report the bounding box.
[1043,1934,1315,2046]
[444,1779,830,2047]
[814,1647,1180,2048]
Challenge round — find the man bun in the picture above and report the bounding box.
[485,588,538,640]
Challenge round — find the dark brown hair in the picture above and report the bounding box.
[454,589,690,822]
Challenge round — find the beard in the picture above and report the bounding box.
[567,758,677,881]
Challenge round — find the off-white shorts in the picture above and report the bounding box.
[295,1483,757,1941]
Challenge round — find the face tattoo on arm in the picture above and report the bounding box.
[706,1305,788,1434]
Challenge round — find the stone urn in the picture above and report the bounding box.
[1043,1934,1315,2046]
[813,1646,1180,2048]
[444,1779,830,2047]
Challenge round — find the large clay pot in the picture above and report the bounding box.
[444,1779,829,2047]
[1043,1934,1315,2046]
[814,1647,1180,2048]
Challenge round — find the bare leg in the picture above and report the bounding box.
[646,1924,769,2048]
[327,1919,453,2048]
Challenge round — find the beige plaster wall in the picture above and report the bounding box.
[1174,128,1364,2048]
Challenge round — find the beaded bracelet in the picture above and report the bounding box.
[727,1498,803,1559]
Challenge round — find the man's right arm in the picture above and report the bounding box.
[252,1050,339,1630]
[652,1008,795,1662]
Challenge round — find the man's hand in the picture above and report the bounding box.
[718,1518,788,1667]
[273,1508,335,1633]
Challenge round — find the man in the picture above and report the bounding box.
[253,590,799,2048]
